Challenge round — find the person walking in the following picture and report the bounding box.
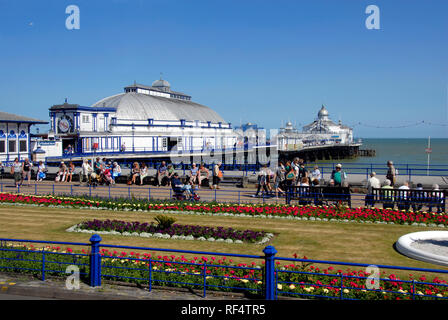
[11,157,22,188]
[273,161,286,198]
[81,159,93,185]
[386,161,397,187]
[212,162,223,190]
[252,164,270,197]
[22,158,32,186]
[330,164,347,187]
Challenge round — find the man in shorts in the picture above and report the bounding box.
[11,157,22,188]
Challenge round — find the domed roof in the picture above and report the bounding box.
[318,105,329,118]
[91,92,227,123]
[152,79,171,88]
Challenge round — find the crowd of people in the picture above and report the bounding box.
[2,157,445,211]
[252,157,345,199]
[156,161,224,191]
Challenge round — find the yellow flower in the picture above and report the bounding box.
[343,289,349,294]
[437,293,443,297]
[323,288,329,294]
[289,284,296,290]
[277,284,283,290]
[240,279,249,283]
[257,281,263,285]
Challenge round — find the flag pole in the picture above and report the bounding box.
[427,136,430,176]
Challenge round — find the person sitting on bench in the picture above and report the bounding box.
[171,173,193,198]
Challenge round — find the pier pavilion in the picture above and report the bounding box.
[42,78,238,162]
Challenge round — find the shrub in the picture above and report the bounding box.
[154,215,176,229]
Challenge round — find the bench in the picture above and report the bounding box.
[286,186,352,207]
[371,188,446,212]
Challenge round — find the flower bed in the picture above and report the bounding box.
[67,219,273,244]
[0,242,447,300]
[1,192,447,227]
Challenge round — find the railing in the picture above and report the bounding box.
[0,181,446,212]
[1,236,448,300]
[0,181,295,205]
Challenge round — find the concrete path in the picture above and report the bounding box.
[0,272,249,300]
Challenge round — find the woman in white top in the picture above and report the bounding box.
[37,161,46,182]
[112,162,121,183]
[310,166,321,182]
[81,159,93,185]
[139,163,148,185]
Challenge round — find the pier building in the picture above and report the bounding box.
[39,78,238,161]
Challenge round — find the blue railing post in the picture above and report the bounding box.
[89,234,102,287]
[34,184,37,194]
[412,279,416,300]
[148,259,152,292]
[340,273,344,300]
[263,245,277,300]
[52,184,54,195]
[70,184,73,196]
[41,249,46,281]
[203,262,207,298]
[148,187,151,201]
[89,184,92,197]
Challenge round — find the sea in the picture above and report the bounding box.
[314,138,448,166]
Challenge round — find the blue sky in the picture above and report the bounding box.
[0,0,447,138]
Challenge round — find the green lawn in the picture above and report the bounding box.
[1,204,447,274]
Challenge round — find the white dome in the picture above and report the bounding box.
[318,106,329,118]
[91,92,226,123]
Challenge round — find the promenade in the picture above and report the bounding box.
[1,175,445,210]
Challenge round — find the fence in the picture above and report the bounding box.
[1,236,448,300]
[0,181,373,207]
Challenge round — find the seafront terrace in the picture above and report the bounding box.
[0,179,446,211]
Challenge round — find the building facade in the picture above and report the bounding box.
[0,111,47,163]
[277,105,354,151]
[45,78,237,159]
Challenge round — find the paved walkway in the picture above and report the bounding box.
[0,272,249,300]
